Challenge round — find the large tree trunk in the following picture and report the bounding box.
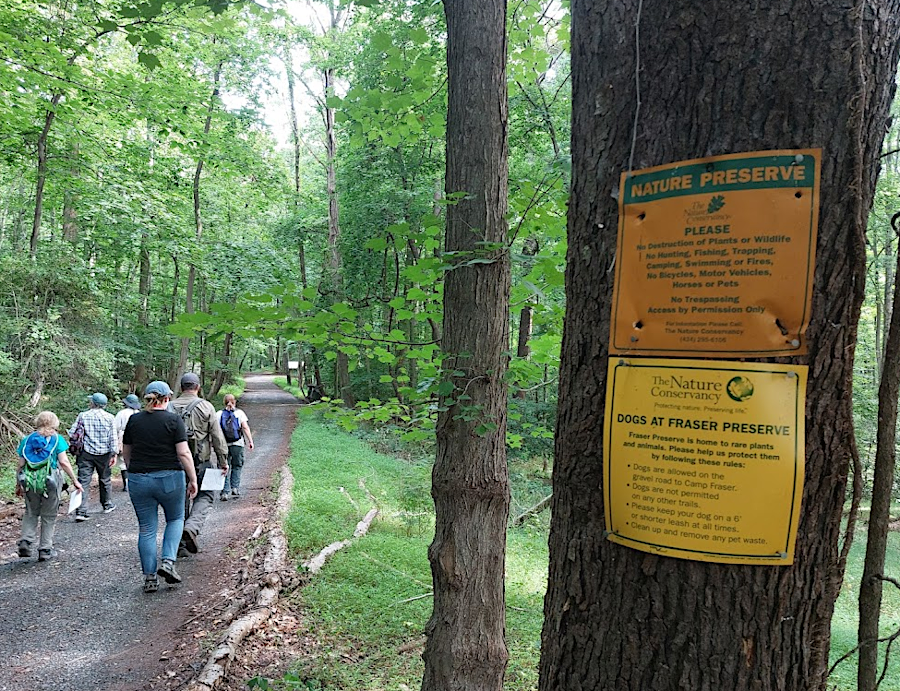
[421,1,510,690]
[858,213,900,691]
[540,3,900,691]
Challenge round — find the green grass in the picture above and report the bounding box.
[281,416,546,690]
[828,528,900,691]
[277,411,899,689]
[211,377,247,410]
[272,376,304,400]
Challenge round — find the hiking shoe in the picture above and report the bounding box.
[75,513,90,522]
[38,549,56,561]
[17,540,33,558]
[157,559,182,584]
[143,575,159,593]
[182,529,200,554]
[219,491,229,502]
[177,546,191,558]
[103,504,117,514]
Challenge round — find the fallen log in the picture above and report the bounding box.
[185,466,294,691]
[302,492,379,575]
[512,493,552,526]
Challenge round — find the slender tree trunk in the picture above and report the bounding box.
[208,331,233,399]
[515,238,539,398]
[874,229,883,381]
[30,94,62,257]
[422,1,510,689]
[180,61,222,376]
[139,232,151,326]
[323,64,354,406]
[284,42,310,288]
[882,233,894,372]
[540,2,900,691]
[858,212,900,691]
[62,143,79,242]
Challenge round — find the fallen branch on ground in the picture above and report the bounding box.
[185,467,294,691]
[512,493,552,526]
[302,491,379,576]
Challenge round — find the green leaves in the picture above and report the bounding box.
[137,51,162,70]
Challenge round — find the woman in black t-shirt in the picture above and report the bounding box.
[122,381,199,593]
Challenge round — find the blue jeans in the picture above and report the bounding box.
[223,445,245,492]
[128,470,186,575]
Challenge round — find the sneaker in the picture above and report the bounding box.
[121,484,128,492]
[219,491,229,502]
[103,504,117,514]
[17,540,33,558]
[157,559,182,584]
[177,545,191,558]
[181,529,200,554]
[231,488,240,498]
[75,513,90,522]
[143,575,159,593]
[38,549,56,561]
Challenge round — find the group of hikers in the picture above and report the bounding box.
[14,373,254,593]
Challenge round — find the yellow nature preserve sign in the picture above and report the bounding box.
[610,149,821,357]
[603,358,806,565]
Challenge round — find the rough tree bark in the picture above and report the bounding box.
[421,1,510,690]
[858,211,900,691]
[539,2,900,691]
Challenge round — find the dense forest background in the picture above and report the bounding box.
[0,0,897,503]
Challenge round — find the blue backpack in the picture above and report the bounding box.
[220,409,241,443]
[20,433,59,495]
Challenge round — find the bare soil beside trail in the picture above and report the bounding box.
[0,375,302,691]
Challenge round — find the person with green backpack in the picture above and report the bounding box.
[16,411,83,561]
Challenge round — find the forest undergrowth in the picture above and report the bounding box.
[275,407,899,691]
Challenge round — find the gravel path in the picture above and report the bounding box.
[0,375,299,691]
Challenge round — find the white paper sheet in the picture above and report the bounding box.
[200,469,226,492]
[67,490,83,514]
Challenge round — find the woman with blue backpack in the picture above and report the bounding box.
[16,411,83,561]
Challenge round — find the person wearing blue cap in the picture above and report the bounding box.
[68,392,117,521]
[122,381,199,593]
[114,393,142,492]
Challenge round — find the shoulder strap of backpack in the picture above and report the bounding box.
[181,398,204,429]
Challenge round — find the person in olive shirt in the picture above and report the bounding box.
[123,381,198,594]
[170,372,228,556]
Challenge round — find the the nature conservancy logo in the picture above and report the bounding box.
[726,376,755,402]
[706,194,726,214]
[651,374,723,404]
[683,195,731,222]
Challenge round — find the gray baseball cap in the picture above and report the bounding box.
[180,372,201,389]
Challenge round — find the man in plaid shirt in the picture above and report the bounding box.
[68,393,118,521]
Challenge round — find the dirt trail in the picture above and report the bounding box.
[0,375,299,691]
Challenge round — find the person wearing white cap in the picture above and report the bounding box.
[68,392,117,521]
[114,393,142,492]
